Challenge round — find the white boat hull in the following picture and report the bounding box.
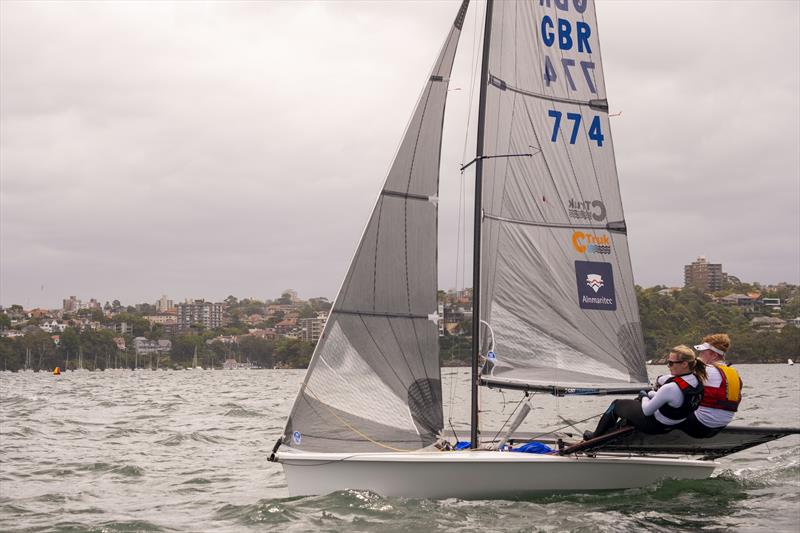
[276,449,716,498]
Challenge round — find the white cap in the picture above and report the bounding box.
[694,342,725,357]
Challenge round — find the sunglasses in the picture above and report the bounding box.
[666,360,686,366]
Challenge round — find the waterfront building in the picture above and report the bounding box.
[299,316,326,343]
[144,315,177,326]
[103,322,134,334]
[39,320,67,333]
[176,300,223,331]
[28,308,51,319]
[63,296,81,312]
[750,316,787,331]
[156,295,174,312]
[132,337,172,355]
[266,303,300,315]
[275,318,298,335]
[443,306,472,335]
[207,335,237,345]
[247,328,277,341]
[684,256,725,292]
[717,293,757,310]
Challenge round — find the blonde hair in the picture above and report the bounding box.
[703,333,730,354]
[670,344,707,382]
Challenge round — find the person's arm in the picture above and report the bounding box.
[641,382,682,416]
[654,374,670,390]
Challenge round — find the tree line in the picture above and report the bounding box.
[636,285,798,363]
[0,286,797,372]
[0,328,315,372]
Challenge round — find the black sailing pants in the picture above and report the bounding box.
[676,412,723,439]
[592,399,671,437]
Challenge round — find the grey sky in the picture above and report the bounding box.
[1,0,798,309]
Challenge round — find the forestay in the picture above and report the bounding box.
[479,0,648,393]
[281,1,470,453]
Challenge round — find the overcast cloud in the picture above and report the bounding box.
[1,0,798,309]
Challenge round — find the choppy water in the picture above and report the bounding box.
[1,365,798,532]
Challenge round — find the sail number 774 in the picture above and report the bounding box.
[547,111,604,147]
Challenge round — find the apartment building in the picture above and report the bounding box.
[156,295,174,312]
[176,300,223,331]
[299,316,327,343]
[63,296,81,312]
[684,256,725,292]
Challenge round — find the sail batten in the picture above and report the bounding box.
[281,2,470,453]
[490,73,610,110]
[484,212,623,232]
[334,309,431,320]
[479,0,647,391]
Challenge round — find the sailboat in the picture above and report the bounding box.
[75,346,87,372]
[22,347,34,372]
[270,0,798,498]
[190,345,203,370]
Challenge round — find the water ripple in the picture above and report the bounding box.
[1,366,798,532]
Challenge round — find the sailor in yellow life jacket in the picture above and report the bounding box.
[677,333,742,439]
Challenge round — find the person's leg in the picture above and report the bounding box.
[613,400,670,434]
[588,399,643,438]
[586,400,620,439]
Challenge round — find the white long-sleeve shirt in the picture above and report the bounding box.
[641,374,700,425]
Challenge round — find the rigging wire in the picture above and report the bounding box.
[490,392,528,444]
[447,0,483,436]
[525,412,604,442]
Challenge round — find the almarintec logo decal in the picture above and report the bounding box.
[586,273,604,292]
[575,260,616,311]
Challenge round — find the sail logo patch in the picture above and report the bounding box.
[575,261,616,311]
[567,199,606,221]
[586,274,604,292]
[572,231,611,254]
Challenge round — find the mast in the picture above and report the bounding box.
[470,0,493,450]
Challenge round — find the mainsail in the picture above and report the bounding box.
[281,1,470,453]
[478,0,648,392]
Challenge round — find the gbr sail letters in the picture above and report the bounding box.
[479,0,648,392]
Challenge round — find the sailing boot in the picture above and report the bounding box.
[588,400,620,439]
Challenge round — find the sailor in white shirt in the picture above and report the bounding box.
[677,334,742,438]
[584,345,705,440]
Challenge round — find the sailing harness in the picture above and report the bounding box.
[700,364,742,412]
[657,375,704,422]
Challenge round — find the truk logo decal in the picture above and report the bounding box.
[575,261,616,311]
[572,231,611,255]
[567,199,606,222]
